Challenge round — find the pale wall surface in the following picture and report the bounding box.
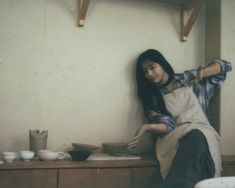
[0,0,205,152]
[220,0,235,155]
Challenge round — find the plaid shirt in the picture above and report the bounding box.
[146,59,232,135]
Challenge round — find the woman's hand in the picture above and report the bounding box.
[128,123,168,150]
[128,126,147,150]
[128,124,150,150]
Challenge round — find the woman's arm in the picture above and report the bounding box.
[128,123,168,150]
[178,59,232,85]
[148,123,168,133]
[198,59,232,81]
[199,62,221,79]
[179,59,232,115]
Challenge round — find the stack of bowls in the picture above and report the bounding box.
[68,143,99,161]
[71,143,100,152]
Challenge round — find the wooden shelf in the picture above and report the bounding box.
[158,0,197,8]
[77,0,204,41]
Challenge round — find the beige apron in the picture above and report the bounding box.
[156,87,221,179]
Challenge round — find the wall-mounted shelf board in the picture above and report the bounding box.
[77,0,204,41]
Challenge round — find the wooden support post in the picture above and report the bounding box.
[78,0,90,26]
[181,0,204,41]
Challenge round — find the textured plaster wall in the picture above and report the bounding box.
[220,0,235,155]
[0,0,205,152]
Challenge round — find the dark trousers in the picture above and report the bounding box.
[162,129,215,188]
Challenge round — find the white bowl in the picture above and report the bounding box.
[2,152,17,163]
[20,151,34,161]
[194,177,235,188]
[38,150,65,161]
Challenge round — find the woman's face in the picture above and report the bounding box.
[142,60,169,85]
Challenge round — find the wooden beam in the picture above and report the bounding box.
[78,0,90,26]
[180,0,204,41]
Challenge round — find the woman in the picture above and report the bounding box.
[128,49,232,188]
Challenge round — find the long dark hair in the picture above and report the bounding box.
[136,49,175,117]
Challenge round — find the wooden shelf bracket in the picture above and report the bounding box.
[78,0,90,26]
[180,0,204,41]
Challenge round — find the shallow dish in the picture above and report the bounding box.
[38,150,65,161]
[102,142,129,156]
[68,150,92,161]
[72,143,100,152]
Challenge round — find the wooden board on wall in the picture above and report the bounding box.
[205,0,221,133]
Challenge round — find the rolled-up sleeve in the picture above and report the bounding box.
[206,59,232,99]
[217,59,232,73]
[145,110,176,136]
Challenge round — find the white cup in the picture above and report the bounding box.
[2,152,17,163]
[38,150,66,161]
[20,151,35,161]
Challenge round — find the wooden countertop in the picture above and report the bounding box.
[0,155,159,170]
[1,155,234,170]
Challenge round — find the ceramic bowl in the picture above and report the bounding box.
[2,152,17,163]
[38,150,66,161]
[68,150,92,161]
[72,143,100,152]
[20,151,34,161]
[102,142,129,156]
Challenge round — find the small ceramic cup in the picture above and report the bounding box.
[38,150,66,161]
[2,152,17,163]
[20,151,35,161]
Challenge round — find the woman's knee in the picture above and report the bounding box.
[179,130,208,151]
